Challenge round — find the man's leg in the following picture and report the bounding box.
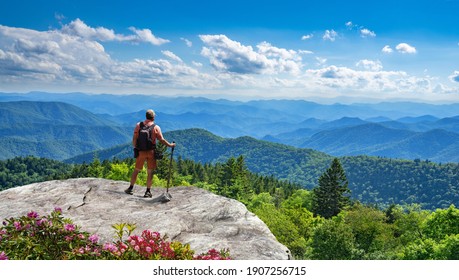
[143,151,156,198]
[125,168,140,195]
[126,153,145,195]
[143,169,154,197]
[130,169,140,185]
[146,169,154,189]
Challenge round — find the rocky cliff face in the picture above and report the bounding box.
[0,178,290,260]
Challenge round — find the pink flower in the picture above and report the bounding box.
[103,243,118,253]
[88,234,99,244]
[193,249,231,260]
[36,218,49,227]
[64,224,76,232]
[27,211,39,219]
[0,251,8,260]
[13,221,21,231]
[119,243,128,253]
[54,207,62,214]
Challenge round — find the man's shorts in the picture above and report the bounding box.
[135,150,157,170]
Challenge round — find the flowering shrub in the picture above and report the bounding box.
[0,209,231,260]
[193,248,231,260]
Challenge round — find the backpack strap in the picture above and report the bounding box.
[140,122,156,142]
[138,121,156,138]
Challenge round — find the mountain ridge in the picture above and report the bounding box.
[0,101,131,161]
[3,91,459,118]
[64,128,459,210]
[2,97,459,162]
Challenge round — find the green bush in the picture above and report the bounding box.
[0,209,230,260]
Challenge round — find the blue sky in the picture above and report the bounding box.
[1,0,459,102]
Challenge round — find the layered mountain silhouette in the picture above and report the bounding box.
[0,101,130,160]
[2,93,459,163]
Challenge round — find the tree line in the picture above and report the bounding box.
[2,155,459,259]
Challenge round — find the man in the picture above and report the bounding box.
[125,109,176,197]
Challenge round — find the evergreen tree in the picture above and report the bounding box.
[312,158,350,219]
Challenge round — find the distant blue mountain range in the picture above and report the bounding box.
[1,91,459,163]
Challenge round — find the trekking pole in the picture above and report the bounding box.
[166,142,175,197]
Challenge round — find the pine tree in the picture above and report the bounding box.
[312,158,350,219]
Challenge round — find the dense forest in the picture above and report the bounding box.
[66,129,459,210]
[0,156,71,189]
[2,155,459,260]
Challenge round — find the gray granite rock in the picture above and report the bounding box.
[0,178,291,260]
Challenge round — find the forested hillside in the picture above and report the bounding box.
[171,129,459,210]
[0,101,131,160]
[341,156,459,209]
[65,128,459,210]
[298,123,459,162]
[0,156,71,189]
[3,155,459,260]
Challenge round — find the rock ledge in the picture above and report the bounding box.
[0,178,290,260]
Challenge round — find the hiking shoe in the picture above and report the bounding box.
[143,190,152,198]
[124,188,133,195]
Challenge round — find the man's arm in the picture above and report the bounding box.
[155,126,176,148]
[132,133,138,147]
[132,123,140,147]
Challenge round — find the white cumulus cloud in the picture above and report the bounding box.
[0,24,217,90]
[199,34,303,75]
[356,59,383,71]
[323,30,338,41]
[127,27,170,46]
[162,50,183,63]
[305,65,436,95]
[60,18,169,46]
[0,21,456,99]
[301,34,313,40]
[360,28,376,38]
[382,45,393,53]
[395,43,417,54]
[181,37,193,47]
[192,61,203,67]
[345,21,354,29]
